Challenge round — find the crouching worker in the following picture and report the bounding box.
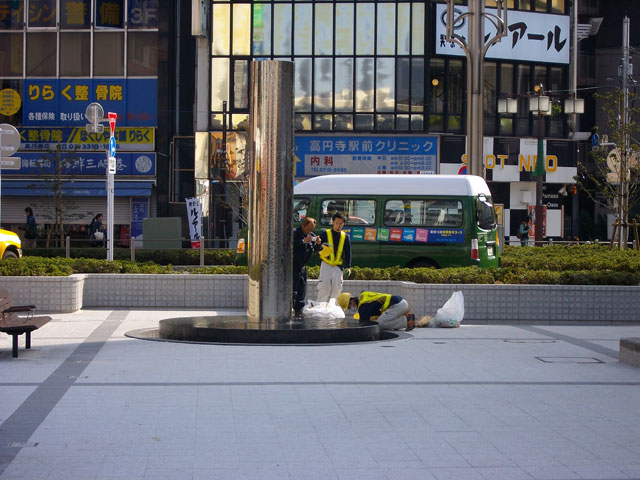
[337,291,415,331]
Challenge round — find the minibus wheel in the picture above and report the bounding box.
[408,259,437,268]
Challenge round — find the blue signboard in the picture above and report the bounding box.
[294,135,438,177]
[109,137,117,157]
[128,0,158,28]
[342,226,464,244]
[5,152,156,176]
[23,79,157,127]
[95,0,123,27]
[130,197,149,239]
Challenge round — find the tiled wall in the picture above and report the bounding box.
[0,274,638,324]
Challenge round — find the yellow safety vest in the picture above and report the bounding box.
[358,291,392,312]
[319,229,346,266]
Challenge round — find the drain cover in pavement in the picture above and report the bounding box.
[535,356,604,363]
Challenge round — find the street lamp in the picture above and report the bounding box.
[528,84,550,246]
[497,97,518,115]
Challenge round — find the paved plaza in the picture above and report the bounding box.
[1,308,640,480]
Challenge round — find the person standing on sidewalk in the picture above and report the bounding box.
[316,212,351,303]
[19,207,37,248]
[292,217,319,316]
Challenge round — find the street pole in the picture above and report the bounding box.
[620,16,630,248]
[535,115,545,246]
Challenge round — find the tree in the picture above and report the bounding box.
[575,89,640,248]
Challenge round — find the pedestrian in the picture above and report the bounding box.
[292,217,318,316]
[316,212,351,303]
[337,291,415,331]
[89,214,105,247]
[517,217,531,247]
[18,207,37,248]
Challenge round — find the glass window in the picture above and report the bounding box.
[377,3,395,55]
[294,3,312,55]
[484,62,496,115]
[396,115,409,131]
[411,114,423,131]
[448,59,464,116]
[95,0,123,28]
[232,4,251,55]
[519,0,531,10]
[314,114,332,130]
[29,0,56,27]
[315,3,333,55]
[211,58,229,111]
[335,3,353,55]
[356,3,374,56]
[376,114,394,130]
[293,198,310,222]
[355,114,373,130]
[212,4,230,55]
[551,0,564,11]
[0,34,24,76]
[430,58,445,115]
[60,32,90,76]
[128,0,158,28]
[376,57,395,112]
[411,3,424,55]
[294,58,312,111]
[320,199,376,226]
[334,58,353,112]
[533,65,546,91]
[397,58,410,113]
[411,58,424,112]
[397,3,410,55]
[27,32,56,76]
[233,60,249,110]
[500,63,514,95]
[252,4,271,55]
[476,195,496,230]
[61,0,90,28]
[356,57,374,112]
[295,113,311,130]
[273,4,291,55]
[385,199,463,227]
[127,32,157,76]
[334,114,353,131]
[1,0,23,29]
[535,0,547,11]
[314,57,332,112]
[94,32,124,76]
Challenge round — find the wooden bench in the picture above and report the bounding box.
[0,289,52,358]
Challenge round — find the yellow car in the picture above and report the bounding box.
[0,230,22,259]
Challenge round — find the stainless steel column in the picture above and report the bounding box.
[247,60,294,322]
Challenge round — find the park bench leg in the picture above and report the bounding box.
[12,334,18,358]
[26,332,31,349]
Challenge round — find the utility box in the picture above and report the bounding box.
[142,217,182,249]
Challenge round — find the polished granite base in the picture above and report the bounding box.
[152,315,382,344]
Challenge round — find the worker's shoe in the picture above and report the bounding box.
[293,310,303,318]
[405,313,416,331]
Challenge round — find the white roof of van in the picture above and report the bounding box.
[294,174,492,196]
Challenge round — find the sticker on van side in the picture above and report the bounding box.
[343,227,465,244]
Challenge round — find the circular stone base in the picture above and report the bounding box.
[154,315,382,344]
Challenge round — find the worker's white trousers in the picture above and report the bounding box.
[377,299,410,330]
[316,262,343,302]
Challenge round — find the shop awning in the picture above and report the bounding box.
[1,180,154,197]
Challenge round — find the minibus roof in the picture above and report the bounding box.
[294,174,492,197]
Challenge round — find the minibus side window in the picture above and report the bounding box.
[293,198,310,222]
[319,199,376,226]
[476,196,497,230]
[384,199,463,227]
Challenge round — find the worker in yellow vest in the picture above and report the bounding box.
[337,291,415,331]
[316,212,351,302]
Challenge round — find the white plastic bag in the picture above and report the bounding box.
[302,298,346,320]
[432,291,464,328]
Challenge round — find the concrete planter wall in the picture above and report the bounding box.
[0,274,638,324]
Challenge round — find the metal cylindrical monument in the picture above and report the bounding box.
[247,60,294,322]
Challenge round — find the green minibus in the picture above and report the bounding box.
[236,174,499,268]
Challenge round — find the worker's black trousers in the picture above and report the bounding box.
[292,266,307,313]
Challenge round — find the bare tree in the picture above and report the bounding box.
[576,89,640,248]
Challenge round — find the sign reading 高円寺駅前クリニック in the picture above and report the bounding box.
[294,135,438,177]
[22,78,157,127]
[435,4,570,64]
[3,152,156,176]
[18,127,155,152]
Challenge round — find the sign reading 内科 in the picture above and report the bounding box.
[18,127,155,152]
[295,135,438,177]
[435,4,570,64]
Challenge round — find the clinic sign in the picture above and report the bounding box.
[435,4,570,64]
[18,127,154,152]
[295,135,438,177]
[22,78,157,127]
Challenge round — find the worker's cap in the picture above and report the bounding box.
[337,292,351,309]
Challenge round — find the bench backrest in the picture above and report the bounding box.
[0,288,13,312]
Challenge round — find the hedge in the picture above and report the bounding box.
[24,248,236,265]
[5,244,640,285]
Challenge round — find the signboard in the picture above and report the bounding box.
[95,0,123,27]
[128,0,158,28]
[295,135,438,177]
[185,197,202,248]
[23,78,157,127]
[18,127,155,151]
[343,226,465,244]
[4,152,156,176]
[435,4,570,64]
[130,197,149,245]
